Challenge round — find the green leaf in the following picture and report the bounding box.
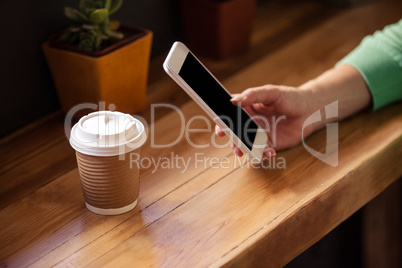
[64,7,88,23]
[79,0,91,12]
[90,29,99,38]
[109,0,123,15]
[109,20,120,30]
[79,32,97,51]
[96,28,109,39]
[59,30,72,43]
[82,24,98,30]
[89,9,109,24]
[79,0,104,13]
[95,29,108,49]
[104,28,124,39]
[84,8,96,17]
[104,0,112,11]
[99,18,108,33]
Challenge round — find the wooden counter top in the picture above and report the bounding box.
[1,0,401,267]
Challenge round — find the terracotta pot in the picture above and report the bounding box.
[180,0,255,59]
[42,27,152,118]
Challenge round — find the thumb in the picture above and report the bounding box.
[231,85,280,107]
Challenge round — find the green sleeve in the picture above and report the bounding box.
[336,19,402,110]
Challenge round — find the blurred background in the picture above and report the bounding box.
[0,0,381,138]
[0,0,183,138]
[0,0,400,267]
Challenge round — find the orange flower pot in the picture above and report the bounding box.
[42,27,152,118]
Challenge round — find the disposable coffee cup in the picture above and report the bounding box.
[69,111,146,215]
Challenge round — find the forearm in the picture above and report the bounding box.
[299,19,402,129]
[299,65,372,127]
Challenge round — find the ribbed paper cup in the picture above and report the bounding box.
[76,149,141,214]
[70,111,146,215]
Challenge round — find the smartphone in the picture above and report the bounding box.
[163,42,268,162]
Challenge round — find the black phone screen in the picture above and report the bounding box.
[179,52,257,150]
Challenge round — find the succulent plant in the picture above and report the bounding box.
[60,0,124,51]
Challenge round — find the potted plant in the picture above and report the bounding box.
[42,0,153,117]
[179,0,255,60]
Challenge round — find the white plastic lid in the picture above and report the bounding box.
[69,111,146,156]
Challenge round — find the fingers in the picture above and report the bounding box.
[230,85,281,107]
[216,126,273,159]
[215,125,243,156]
[215,128,244,156]
[232,145,276,160]
[233,145,244,157]
[215,125,226,137]
[263,147,276,159]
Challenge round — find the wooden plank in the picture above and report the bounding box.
[0,112,66,174]
[0,153,236,268]
[76,105,402,268]
[50,155,238,268]
[0,139,76,210]
[0,101,234,267]
[362,179,402,268]
[0,168,84,268]
[0,0,401,267]
[218,106,402,268]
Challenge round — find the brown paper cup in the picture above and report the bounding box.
[70,111,146,215]
[76,149,141,215]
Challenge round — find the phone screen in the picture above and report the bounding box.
[179,53,258,150]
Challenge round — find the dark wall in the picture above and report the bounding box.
[0,0,181,138]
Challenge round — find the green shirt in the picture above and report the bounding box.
[337,19,402,110]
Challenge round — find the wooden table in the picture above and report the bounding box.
[1,0,401,267]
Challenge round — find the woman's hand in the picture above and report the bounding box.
[215,84,317,158]
[216,65,371,158]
